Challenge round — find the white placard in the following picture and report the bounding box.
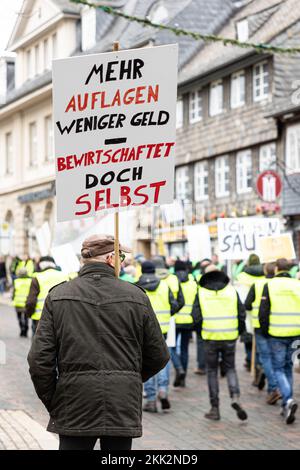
[52,45,178,222]
[186,224,212,261]
[35,222,51,256]
[51,243,80,274]
[217,217,280,260]
[166,316,176,348]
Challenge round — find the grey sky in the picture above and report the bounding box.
[0,0,24,52]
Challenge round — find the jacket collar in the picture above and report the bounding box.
[275,271,291,278]
[79,262,116,278]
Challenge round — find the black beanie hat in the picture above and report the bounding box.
[174,260,187,272]
[142,261,156,274]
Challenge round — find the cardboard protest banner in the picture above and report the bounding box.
[258,233,296,263]
[52,44,178,222]
[186,224,212,261]
[217,217,280,260]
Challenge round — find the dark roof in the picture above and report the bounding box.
[84,0,237,69]
[52,0,81,14]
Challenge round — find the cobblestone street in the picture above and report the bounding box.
[1,299,300,450]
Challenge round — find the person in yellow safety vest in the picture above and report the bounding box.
[259,258,300,425]
[245,262,281,405]
[136,260,180,413]
[169,260,198,388]
[25,256,68,336]
[16,257,35,277]
[68,272,79,280]
[192,265,248,422]
[235,253,264,372]
[12,267,32,337]
[152,256,185,309]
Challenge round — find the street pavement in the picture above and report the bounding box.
[1,298,300,450]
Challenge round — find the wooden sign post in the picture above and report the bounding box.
[113,41,120,278]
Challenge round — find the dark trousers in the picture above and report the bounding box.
[59,435,133,450]
[16,308,28,335]
[204,340,240,407]
[32,319,39,336]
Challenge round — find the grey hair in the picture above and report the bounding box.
[81,251,114,265]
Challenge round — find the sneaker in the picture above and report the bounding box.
[266,389,281,405]
[158,391,171,411]
[194,368,206,375]
[143,401,157,413]
[285,399,298,425]
[204,407,220,421]
[231,402,248,421]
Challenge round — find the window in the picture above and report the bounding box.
[52,33,57,59]
[43,38,49,70]
[189,90,202,123]
[253,61,269,102]
[26,49,33,78]
[5,132,13,174]
[236,150,252,193]
[29,122,38,167]
[259,143,276,171]
[45,116,54,162]
[34,44,39,75]
[82,7,96,51]
[176,166,190,201]
[236,19,249,42]
[176,99,183,129]
[194,161,208,201]
[210,80,223,116]
[286,124,300,174]
[231,70,245,108]
[215,155,230,197]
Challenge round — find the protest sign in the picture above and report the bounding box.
[217,217,280,260]
[258,233,296,263]
[35,222,51,256]
[186,224,212,261]
[51,243,80,274]
[52,44,178,222]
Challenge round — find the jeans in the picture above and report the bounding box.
[0,277,6,294]
[204,340,240,407]
[269,337,300,406]
[255,332,277,393]
[170,329,191,372]
[144,360,170,401]
[197,336,206,370]
[59,435,132,450]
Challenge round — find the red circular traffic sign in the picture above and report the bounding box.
[256,170,282,202]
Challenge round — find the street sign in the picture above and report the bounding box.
[256,170,282,202]
[52,44,178,222]
[217,217,280,260]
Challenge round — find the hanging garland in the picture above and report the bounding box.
[71,0,300,55]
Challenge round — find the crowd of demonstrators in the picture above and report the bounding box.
[2,239,300,451]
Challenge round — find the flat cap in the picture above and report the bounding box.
[81,234,132,259]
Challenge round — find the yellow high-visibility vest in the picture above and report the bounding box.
[12,277,32,308]
[31,269,67,321]
[198,284,239,341]
[236,272,264,288]
[268,277,300,337]
[175,274,197,325]
[251,277,269,329]
[164,274,180,297]
[146,281,171,334]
